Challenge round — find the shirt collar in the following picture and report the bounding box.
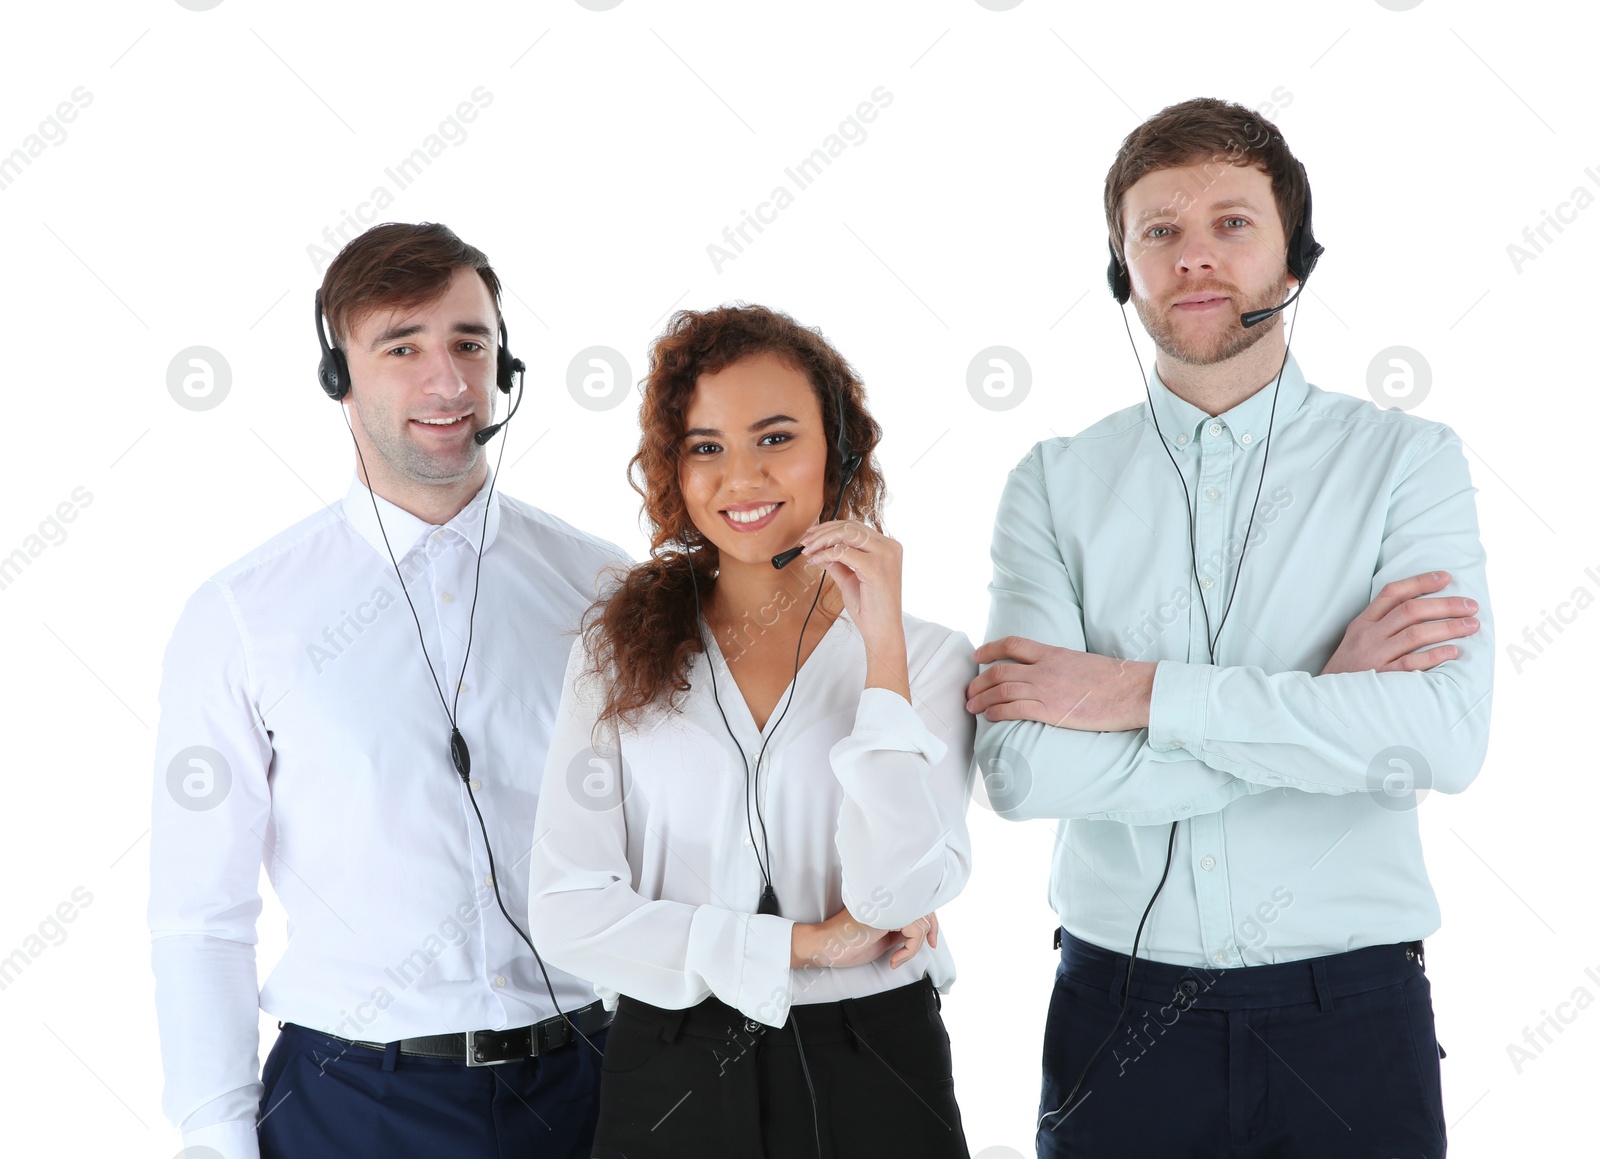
[1145,352,1309,452]
[341,470,502,562]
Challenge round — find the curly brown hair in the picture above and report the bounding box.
[583,304,886,729]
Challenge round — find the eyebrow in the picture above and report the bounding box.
[681,414,801,439]
[1133,198,1261,227]
[368,320,496,351]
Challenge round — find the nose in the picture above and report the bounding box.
[1176,232,1218,278]
[419,344,471,400]
[720,445,768,494]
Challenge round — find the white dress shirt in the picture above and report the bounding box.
[527,609,976,1029]
[148,472,627,1159]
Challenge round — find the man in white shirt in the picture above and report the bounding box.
[149,222,626,1159]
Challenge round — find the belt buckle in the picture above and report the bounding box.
[465,1028,520,1067]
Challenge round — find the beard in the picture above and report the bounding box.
[349,392,485,486]
[1132,271,1291,366]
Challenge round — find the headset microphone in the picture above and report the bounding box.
[473,354,525,444]
[1240,283,1307,328]
[771,448,858,569]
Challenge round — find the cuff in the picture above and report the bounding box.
[180,1117,260,1159]
[1148,660,1212,756]
[738,913,796,1029]
[832,686,949,771]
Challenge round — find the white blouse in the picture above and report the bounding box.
[527,608,977,1028]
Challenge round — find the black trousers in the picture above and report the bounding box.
[1037,930,1447,1159]
[592,975,969,1158]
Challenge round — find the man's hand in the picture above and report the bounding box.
[965,637,1156,732]
[790,907,940,970]
[1322,571,1480,675]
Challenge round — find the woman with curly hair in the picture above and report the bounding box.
[527,303,975,1157]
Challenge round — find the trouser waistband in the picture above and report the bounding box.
[1058,929,1424,1011]
[617,975,941,1046]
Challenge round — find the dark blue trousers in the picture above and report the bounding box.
[1037,931,1447,1159]
[256,1022,606,1159]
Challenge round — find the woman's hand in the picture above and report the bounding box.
[790,907,940,970]
[798,520,908,700]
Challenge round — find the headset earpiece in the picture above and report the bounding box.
[495,317,522,395]
[315,291,351,401]
[1285,162,1324,286]
[1107,239,1131,305]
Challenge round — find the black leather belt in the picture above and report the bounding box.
[327,1000,613,1066]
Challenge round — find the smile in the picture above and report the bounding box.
[719,502,783,532]
[412,415,471,428]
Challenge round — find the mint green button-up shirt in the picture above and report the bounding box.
[975,354,1494,967]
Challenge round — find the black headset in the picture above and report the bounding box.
[1105,160,1323,306]
[314,289,523,402]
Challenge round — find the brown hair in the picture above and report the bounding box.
[1104,97,1307,268]
[319,221,503,347]
[583,304,886,729]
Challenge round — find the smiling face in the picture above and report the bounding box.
[677,351,830,568]
[1120,160,1293,366]
[342,266,500,491]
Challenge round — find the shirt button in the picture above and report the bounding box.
[1212,950,1230,966]
[1208,422,1223,437]
[469,778,482,792]
[441,591,455,604]
[1205,487,1220,501]
[432,531,443,543]
[1241,432,1253,445]
[1176,433,1189,447]
[494,975,507,988]
[457,681,469,694]
[1199,855,1216,871]
[1200,576,1215,590]
[484,873,495,888]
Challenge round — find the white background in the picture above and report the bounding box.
[1,1,1595,1155]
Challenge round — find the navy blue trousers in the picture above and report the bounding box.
[256,1022,606,1159]
[1037,931,1447,1159]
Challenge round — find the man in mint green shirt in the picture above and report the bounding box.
[968,98,1491,1158]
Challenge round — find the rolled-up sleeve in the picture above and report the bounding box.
[831,630,975,931]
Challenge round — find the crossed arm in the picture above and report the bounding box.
[968,433,1494,826]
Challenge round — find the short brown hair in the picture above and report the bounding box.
[1104,98,1307,267]
[318,222,502,348]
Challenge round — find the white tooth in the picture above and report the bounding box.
[729,504,776,523]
